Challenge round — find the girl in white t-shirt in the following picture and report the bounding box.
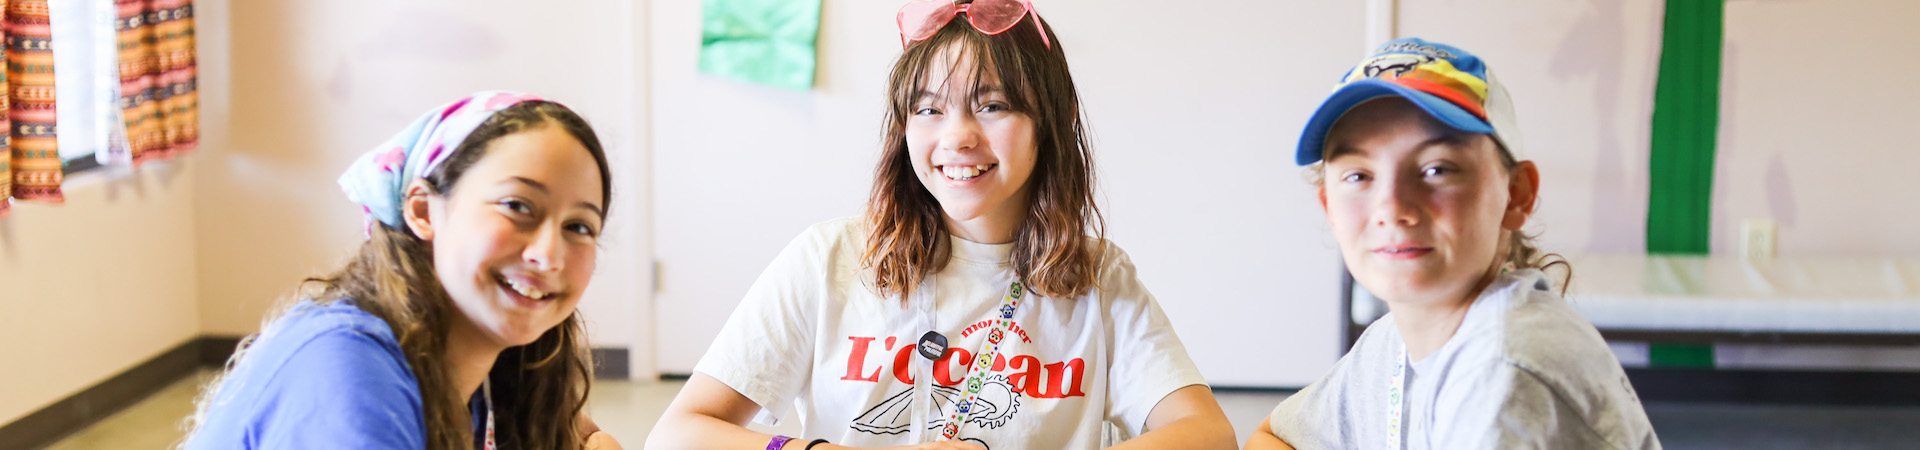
[1247,38,1660,449]
[645,2,1235,450]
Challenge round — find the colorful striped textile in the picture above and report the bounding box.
[117,0,196,166]
[3,0,61,217]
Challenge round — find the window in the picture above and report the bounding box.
[51,0,127,174]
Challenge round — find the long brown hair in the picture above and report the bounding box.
[185,101,609,450]
[864,13,1105,300]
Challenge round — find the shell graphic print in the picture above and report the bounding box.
[850,375,1022,448]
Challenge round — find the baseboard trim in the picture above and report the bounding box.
[0,337,220,450]
[201,336,243,367]
[591,347,629,379]
[1,336,631,449]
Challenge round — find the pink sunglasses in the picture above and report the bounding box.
[897,0,1050,49]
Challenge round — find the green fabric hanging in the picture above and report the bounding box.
[699,0,822,90]
[1646,0,1725,255]
[1649,343,1716,369]
[1645,0,1727,369]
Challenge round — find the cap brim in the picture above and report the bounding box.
[1295,79,1494,166]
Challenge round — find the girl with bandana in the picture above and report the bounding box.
[181,92,622,450]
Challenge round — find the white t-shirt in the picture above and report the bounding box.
[1268,270,1661,450]
[695,218,1207,449]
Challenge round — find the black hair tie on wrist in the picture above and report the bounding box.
[804,439,830,450]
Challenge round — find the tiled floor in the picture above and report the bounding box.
[39,370,1920,449]
[42,372,216,450]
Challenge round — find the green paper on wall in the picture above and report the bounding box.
[700,0,822,90]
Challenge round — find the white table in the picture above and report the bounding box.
[1343,255,1920,345]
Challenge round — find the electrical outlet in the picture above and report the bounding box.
[651,260,663,293]
[1741,219,1777,260]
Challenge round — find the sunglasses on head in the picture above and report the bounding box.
[897,0,1050,49]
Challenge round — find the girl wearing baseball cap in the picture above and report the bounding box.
[1248,38,1660,450]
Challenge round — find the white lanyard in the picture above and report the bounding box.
[1386,346,1406,450]
[934,280,1027,442]
[483,377,497,450]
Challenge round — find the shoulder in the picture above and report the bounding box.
[1088,240,1170,322]
[756,217,867,283]
[272,300,399,339]
[1458,272,1654,447]
[1429,271,1620,402]
[780,217,869,272]
[1289,316,1398,404]
[254,300,415,389]
[1319,318,1400,395]
[795,216,865,249]
[1441,270,1615,374]
[1490,271,1620,384]
[194,301,424,448]
[234,301,417,406]
[1477,363,1656,449]
[1095,237,1132,269]
[1091,238,1143,294]
[250,301,405,365]
[1269,323,1396,446]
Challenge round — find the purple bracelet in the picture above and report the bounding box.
[767,435,795,450]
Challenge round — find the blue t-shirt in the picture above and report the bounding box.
[184,300,435,449]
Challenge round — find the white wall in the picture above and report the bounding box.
[1399,0,1667,256]
[202,0,654,375]
[1050,0,1361,386]
[646,0,893,378]
[649,0,1364,387]
[1712,0,1920,257]
[0,165,203,424]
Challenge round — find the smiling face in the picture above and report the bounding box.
[903,44,1040,241]
[1319,97,1536,307]
[408,124,606,348]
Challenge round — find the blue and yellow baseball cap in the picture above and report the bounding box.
[1295,38,1525,166]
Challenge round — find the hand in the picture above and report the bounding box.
[578,413,622,450]
[1245,416,1297,450]
[813,441,986,450]
[868,442,988,450]
[584,430,624,450]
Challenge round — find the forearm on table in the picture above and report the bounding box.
[1109,414,1237,450]
[1244,416,1297,450]
[644,410,796,449]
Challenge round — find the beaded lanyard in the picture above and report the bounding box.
[1386,346,1406,449]
[483,377,496,450]
[934,280,1026,441]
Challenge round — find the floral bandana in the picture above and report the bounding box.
[337,91,548,233]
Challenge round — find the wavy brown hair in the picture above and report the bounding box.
[864,13,1105,300]
[184,101,609,450]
